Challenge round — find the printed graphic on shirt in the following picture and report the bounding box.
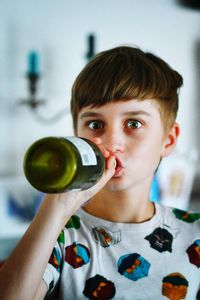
[118,253,150,281]
[186,239,200,268]
[58,230,65,244]
[92,226,121,247]
[145,227,173,253]
[65,215,81,229]
[49,247,61,272]
[65,242,90,269]
[83,274,116,299]
[173,209,200,223]
[162,272,189,300]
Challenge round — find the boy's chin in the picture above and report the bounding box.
[105,179,127,192]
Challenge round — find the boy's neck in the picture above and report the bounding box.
[83,188,155,224]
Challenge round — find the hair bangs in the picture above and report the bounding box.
[72,49,180,111]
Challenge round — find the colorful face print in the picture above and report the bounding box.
[173,209,200,223]
[49,247,61,272]
[118,253,150,281]
[92,226,121,247]
[65,215,80,229]
[145,227,173,252]
[83,274,116,299]
[162,272,188,300]
[65,242,90,269]
[186,239,200,268]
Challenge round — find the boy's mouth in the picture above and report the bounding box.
[113,156,123,176]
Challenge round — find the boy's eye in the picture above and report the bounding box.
[126,120,142,129]
[88,120,104,130]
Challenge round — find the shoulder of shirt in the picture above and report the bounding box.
[157,203,200,230]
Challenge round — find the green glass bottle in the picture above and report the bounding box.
[23,137,105,193]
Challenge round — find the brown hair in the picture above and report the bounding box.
[70,46,183,134]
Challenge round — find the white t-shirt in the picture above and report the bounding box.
[43,203,200,299]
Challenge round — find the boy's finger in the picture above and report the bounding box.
[91,137,110,157]
[85,155,116,196]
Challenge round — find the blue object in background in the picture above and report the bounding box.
[7,192,44,221]
[150,175,160,203]
[7,194,36,220]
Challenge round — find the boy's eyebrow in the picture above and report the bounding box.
[80,111,151,119]
[122,111,151,117]
[80,112,102,119]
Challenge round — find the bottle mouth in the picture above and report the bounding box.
[24,138,77,193]
[113,157,124,177]
[113,156,123,169]
[115,159,119,169]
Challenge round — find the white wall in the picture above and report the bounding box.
[0,0,200,178]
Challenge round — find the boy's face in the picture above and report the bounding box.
[77,99,179,192]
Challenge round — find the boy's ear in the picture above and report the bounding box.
[161,122,180,158]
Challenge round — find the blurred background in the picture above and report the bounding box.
[0,0,200,263]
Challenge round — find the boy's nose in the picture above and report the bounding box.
[103,131,125,153]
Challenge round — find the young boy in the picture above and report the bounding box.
[0,46,199,300]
